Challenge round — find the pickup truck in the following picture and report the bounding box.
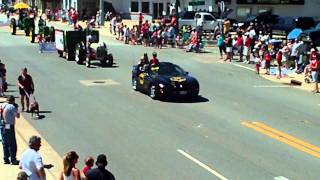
[179,11,223,32]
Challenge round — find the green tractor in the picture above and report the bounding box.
[10,15,34,37]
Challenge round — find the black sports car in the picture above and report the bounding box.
[132,62,200,99]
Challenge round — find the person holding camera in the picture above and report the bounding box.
[1,95,20,165]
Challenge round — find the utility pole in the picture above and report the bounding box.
[99,0,105,26]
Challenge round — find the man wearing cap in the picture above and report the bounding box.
[1,95,19,165]
[19,136,52,180]
[85,154,115,180]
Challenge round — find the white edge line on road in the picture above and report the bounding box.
[232,64,255,71]
[177,149,228,180]
[274,176,290,180]
[253,85,291,88]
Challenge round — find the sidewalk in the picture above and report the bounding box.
[0,98,62,180]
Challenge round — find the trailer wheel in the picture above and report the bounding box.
[58,51,63,57]
[85,58,91,68]
[75,44,85,64]
[107,54,113,66]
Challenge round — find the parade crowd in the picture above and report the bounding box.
[105,13,319,93]
[1,5,320,179]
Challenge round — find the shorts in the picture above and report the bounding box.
[265,61,271,69]
[311,71,319,83]
[277,60,282,67]
[290,56,297,62]
[143,33,148,39]
[19,88,32,96]
[226,47,232,53]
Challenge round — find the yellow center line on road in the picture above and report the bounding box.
[241,121,320,158]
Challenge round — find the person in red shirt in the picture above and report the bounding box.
[304,48,318,77]
[244,34,251,63]
[141,22,149,47]
[72,10,79,29]
[264,51,272,75]
[310,53,320,93]
[237,34,244,62]
[170,15,177,32]
[138,13,144,27]
[82,156,94,175]
[276,50,283,78]
[150,52,159,66]
[186,35,198,52]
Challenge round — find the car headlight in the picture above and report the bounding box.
[159,83,165,88]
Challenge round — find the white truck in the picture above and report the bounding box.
[179,12,224,32]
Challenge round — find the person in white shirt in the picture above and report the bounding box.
[111,16,117,35]
[19,136,53,180]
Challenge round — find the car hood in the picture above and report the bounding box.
[156,74,198,85]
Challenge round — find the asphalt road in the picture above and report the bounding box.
[0,21,319,180]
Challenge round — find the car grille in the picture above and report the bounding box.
[171,81,192,90]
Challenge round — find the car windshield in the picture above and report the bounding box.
[155,63,186,75]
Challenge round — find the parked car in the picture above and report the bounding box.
[271,16,296,36]
[178,11,223,32]
[235,11,278,30]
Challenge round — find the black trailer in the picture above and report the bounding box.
[55,28,113,67]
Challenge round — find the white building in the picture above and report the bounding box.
[49,0,320,20]
[105,0,175,18]
[105,0,320,19]
[177,0,320,20]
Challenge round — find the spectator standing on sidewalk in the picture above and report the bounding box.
[20,136,52,180]
[138,13,144,27]
[311,54,320,93]
[217,33,226,59]
[82,156,94,175]
[72,10,79,29]
[111,16,117,35]
[264,50,272,75]
[276,50,283,79]
[0,61,6,97]
[254,53,262,74]
[17,68,35,112]
[96,11,101,28]
[236,33,244,62]
[243,33,252,64]
[290,39,303,70]
[224,34,233,62]
[1,96,19,165]
[60,151,81,180]
[85,154,115,180]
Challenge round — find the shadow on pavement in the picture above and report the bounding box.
[38,111,52,114]
[161,95,209,103]
[87,62,119,69]
[32,115,46,120]
[5,90,17,93]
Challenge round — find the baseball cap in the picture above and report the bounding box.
[96,154,107,167]
[7,95,15,103]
